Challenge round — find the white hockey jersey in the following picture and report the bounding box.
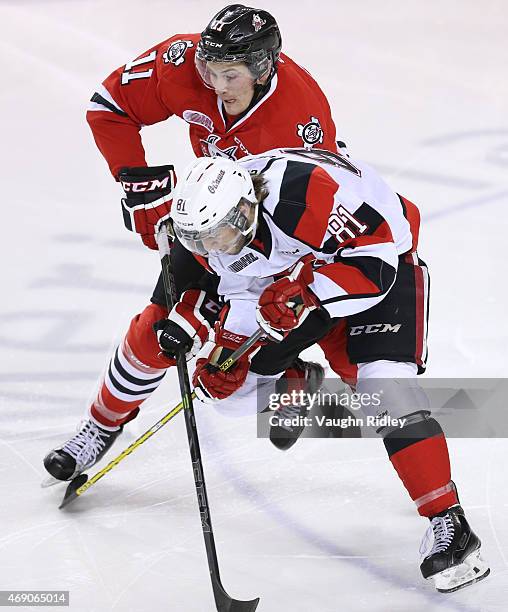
[197,148,418,337]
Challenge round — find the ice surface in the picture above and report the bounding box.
[1,1,507,610]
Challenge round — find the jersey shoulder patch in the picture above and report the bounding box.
[162,38,195,66]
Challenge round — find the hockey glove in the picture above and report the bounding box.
[193,328,263,403]
[153,289,219,361]
[119,165,176,250]
[256,256,320,342]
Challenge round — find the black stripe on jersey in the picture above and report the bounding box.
[334,255,396,292]
[319,259,396,306]
[353,202,385,233]
[272,161,315,235]
[113,350,165,387]
[90,92,129,117]
[322,236,340,254]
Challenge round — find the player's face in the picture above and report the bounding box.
[202,224,246,255]
[201,200,257,255]
[206,62,257,116]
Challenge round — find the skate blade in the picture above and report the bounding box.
[430,549,490,593]
[41,476,67,488]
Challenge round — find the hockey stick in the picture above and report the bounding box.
[58,332,261,510]
[60,225,261,611]
[155,223,260,612]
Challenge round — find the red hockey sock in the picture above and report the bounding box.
[384,418,459,517]
[90,303,174,428]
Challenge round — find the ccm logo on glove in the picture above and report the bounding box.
[120,176,172,193]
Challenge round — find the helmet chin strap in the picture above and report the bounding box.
[227,79,271,125]
[252,79,271,102]
[250,58,276,98]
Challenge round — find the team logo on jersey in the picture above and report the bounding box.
[183,110,214,133]
[252,14,266,32]
[200,135,239,160]
[297,116,324,149]
[162,40,194,66]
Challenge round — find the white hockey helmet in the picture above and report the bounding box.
[171,157,258,256]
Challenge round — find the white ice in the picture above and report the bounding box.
[1,1,507,610]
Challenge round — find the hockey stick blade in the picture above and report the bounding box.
[59,473,89,509]
[212,577,259,612]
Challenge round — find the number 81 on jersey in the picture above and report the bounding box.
[327,206,368,243]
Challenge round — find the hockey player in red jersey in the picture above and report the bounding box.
[87,22,338,181]
[44,5,343,481]
[165,149,490,593]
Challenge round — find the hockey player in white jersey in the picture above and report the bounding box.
[166,148,489,593]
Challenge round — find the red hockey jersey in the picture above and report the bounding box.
[86,33,339,177]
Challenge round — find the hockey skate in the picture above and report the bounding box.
[420,504,490,592]
[269,359,324,451]
[43,418,123,484]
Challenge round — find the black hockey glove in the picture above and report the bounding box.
[152,289,216,362]
[152,319,193,361]
[119,165,176,250]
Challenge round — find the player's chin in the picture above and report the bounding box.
[224,242,245,255]
[223,100,244,115]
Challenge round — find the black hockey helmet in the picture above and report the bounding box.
[195,4,282,86]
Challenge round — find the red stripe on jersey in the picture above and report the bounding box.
[317,263,381,295]
[341,220,394,250]
[293,166,339,246]
[192,253,213,273]
[399,195,420,252]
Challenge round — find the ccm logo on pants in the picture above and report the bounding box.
[349,323,402,336]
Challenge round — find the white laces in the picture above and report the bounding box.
[420,514,455,558]
[62,420,109,466]
[274,404,307,431]
[276,404,305,419]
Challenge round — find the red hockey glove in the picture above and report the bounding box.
[256,256,320,342]
[193,328,263,403]
[119,165,176,250]
[153,289,220,362]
